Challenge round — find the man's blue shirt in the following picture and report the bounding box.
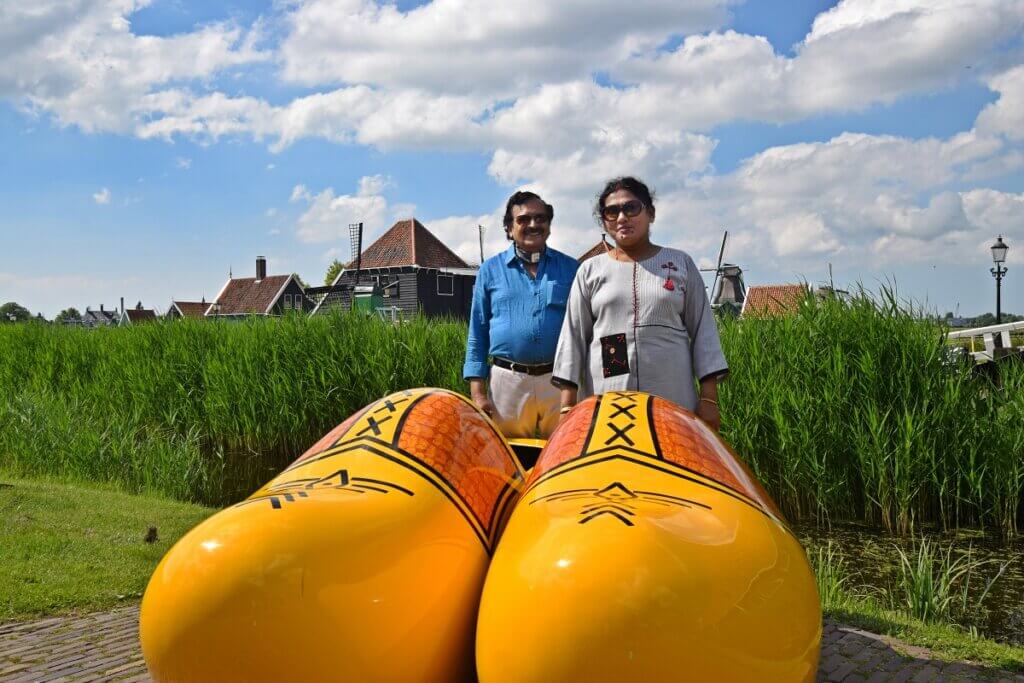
[463,243,579,379]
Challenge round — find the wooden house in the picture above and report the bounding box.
[166,300,212,320]
[119,301,157,325]
[208,256,308,319]
[311,219,476,319]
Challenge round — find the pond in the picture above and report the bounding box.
[795,522,1024,646]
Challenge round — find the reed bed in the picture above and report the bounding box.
[0,313,465,504]
[1,293,1022,534]
[719,289,1024,536]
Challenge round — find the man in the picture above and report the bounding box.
[464,191,579,439]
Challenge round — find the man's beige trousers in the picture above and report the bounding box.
[488,364,561,439]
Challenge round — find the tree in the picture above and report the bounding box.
[0,302,31,323]
[54,307,82,324]
[324,259,344,285]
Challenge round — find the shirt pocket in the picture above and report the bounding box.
[547,283,570,308]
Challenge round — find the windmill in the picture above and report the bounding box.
[349,222,363,285]
[700,231,746,311]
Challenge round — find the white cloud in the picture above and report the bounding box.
[0,0,268,134]
[293,180,390,243]
[426,214,505,266]
[5,0,1024,288]
[976,65,1024,141]
[358,174,390,196]
[278,0,730,94]
[766,214,841,257]
[93,187,110,204]
[175,156,192,170]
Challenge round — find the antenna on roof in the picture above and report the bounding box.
[478,225,485,265]
[349,222,363,285]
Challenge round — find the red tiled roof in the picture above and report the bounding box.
[170,301,211,318]
[578,240,611,263]
[742,284,809,317]
[213,275,290,315]
[347,219,468,270]
[124,308,157,323]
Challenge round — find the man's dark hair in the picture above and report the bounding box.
[595,176,656,224]
[503,191,554,239]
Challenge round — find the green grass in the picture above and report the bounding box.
[825,597,1024,672]
[0,311,466,506]
[719,288,1024,536]
[0,474,214,621]
[1,295,1022,534]
[809,537,1024,671]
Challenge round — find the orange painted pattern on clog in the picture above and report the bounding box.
[291,404,370,465]
[650,397,745,492]
[397,393,522,539]
[651,397,784,520]
[526,396,599,485]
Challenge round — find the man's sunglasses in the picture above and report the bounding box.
[514,213,551,227]
[601,200,645,221]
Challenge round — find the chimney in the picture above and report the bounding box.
[100,304,104,312]
[120,297,124,315]
[256,256,267,281]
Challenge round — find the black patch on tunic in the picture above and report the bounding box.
[600,333,630,378]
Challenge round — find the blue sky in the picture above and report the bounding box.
[2,0,1023,318]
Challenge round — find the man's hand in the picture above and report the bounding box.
[469,378,498,419]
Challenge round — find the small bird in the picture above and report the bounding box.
[144,526,159,544]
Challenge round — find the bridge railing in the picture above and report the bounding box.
[945,320,1024,362]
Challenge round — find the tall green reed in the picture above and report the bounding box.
[1,290,1021,534]
[0,312,466,505]
[719,287,1023,536]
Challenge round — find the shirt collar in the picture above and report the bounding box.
[504,242,549,266]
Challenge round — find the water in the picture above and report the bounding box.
[795,522,1024,646]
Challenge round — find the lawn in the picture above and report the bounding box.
[0,475,214,621]
[3,475,1023,673]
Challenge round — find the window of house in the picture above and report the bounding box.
[437,274,454,296]
[284,294,292,309]
[294,294,303,311]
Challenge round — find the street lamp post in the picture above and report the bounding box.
[990,235,1008,324]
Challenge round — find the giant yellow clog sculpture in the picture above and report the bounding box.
[476,391,821,682]
[140,388,524,682]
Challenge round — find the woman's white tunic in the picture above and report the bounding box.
[551,247,728,411]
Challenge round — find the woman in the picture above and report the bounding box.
[551,177,728,430]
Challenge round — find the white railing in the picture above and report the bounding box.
[946,320,1024,362]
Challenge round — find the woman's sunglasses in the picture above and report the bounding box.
[601,200,645,221]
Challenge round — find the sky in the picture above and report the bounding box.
[1,0,1023,319]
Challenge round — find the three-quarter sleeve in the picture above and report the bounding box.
[683,255,729,382]
[462,266,492,380]
[551,266,593,388]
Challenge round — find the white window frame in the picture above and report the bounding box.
[284,294,292,309]
[437,274,455,296]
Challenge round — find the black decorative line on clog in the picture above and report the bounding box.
[531,481,709,527]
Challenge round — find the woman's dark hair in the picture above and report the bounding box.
[594,176,656,224]
[503,190,554,238]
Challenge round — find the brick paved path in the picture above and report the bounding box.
[2,608,1022,682]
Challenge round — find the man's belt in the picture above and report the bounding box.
[492,357,554,376]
